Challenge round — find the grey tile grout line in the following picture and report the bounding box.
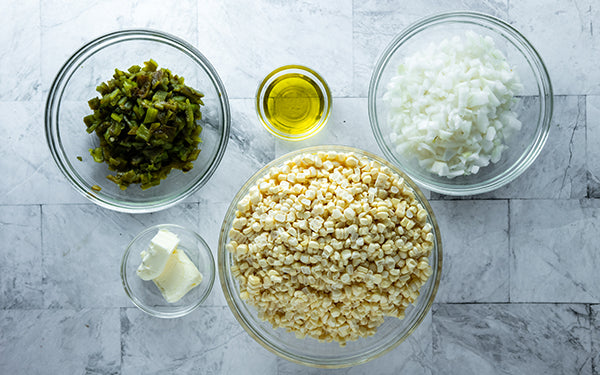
[195,0,200,51]
[38,0,42,101]
[427,197,600,202]
[587,222,596,374]
[5,196,600,207]
[562,95,585,198]
[39,204,44,309]
[507,199,511,304]
[433,302,600,305]
[120,307,125,373]
[585,95,590,199]
[351,0,356,98]
[591,305,597,374]
[15,303,597,312]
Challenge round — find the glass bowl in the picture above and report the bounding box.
[45,29,230,213]
[369,11,553,195]
[121,224,215,318]
[218,145,442,368]
[256,65,332,141]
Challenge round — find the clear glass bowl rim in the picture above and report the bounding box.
[121,223,216,318]
[45,28,231,213]
[255,64,332,141]
[218,145,443,368]
[368,11,553,195]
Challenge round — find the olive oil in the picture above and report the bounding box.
[262,73,326,135]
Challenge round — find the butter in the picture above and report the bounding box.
[136,229,180,281]
[152,248,203,303]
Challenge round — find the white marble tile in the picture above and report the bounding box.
[487,95,587,199]
[432,95,587,200]
[0,102,87,205]
[190,98,277,203]
[510,199,600,303]
[197,200,229,307]
[0,0,41,101]
[0,205,43,309]
[432,303,592,374]
[587,96,600,197]
[121,306,278,374]
[127,0,198,43]
[40,0,199,95]
[278,312,433,374]
[42,203,199,309]
[352,1,509,97]
[0,308,120,374]
[508,0,599,95]
[429,200,509,303]
[41,1,129,95]
[196,0,353,99]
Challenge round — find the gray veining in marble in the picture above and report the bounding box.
[591,305,600,373]
[432,304,592,374]
[0,205,42,309]
[0,308,121,374]
[196,0,353,99]
[42,204,199,309]
[430,200,509,303]
[0,102,87,205]
[490,96,587,199]
[121,307,277,374]
[196,199,229,307]
[40,0,199,96]
[510,199,600,303]
[0,0,42,101]
[352,0,509,97]
[588,96,600,197]
[1,0,600,373]
[509,0,599,96]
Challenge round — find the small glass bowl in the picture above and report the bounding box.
[218,145,442,368]
[121,224,215,318]
[369,11,553,195]
[45,29,230,213]
[256,65,332,141]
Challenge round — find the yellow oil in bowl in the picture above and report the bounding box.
[256,65,331,141]
[263,73,325,135]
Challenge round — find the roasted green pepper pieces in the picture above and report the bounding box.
[83,59,204,190]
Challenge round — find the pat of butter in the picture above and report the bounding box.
[136,229,180,281]
[153,248,203,303]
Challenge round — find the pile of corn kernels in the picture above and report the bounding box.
[226,151,434,345]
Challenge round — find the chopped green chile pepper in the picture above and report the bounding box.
[83,59,204,190]
[89,147,104,163]
[143,107,158,124]
[136,124,152,142]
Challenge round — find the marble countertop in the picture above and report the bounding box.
[1,0,598,373]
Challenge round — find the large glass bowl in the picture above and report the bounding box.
[218,145,442,368]
[369,11,553,195]
[45,29,230,213]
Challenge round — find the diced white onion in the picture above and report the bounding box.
[383,31,523,178]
